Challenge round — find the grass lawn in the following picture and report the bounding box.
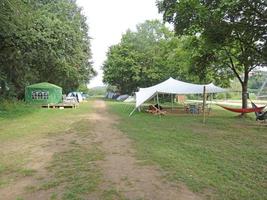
[0,101,91,141]
[25,119,104,200]
[108,101,267,200]
[0,101,105,199]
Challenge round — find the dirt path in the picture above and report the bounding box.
[90,100,201,200]
[0,100,201,200]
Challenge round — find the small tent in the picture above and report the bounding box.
[25,82,62,104]
[130,77,225,115]
[67,92,83,102]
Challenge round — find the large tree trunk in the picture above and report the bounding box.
[241,83,248,109]
[241,70,249,116]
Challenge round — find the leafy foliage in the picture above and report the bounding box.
[103,20,227,94]
[103,20,173,93]
[0,0,95,99]
[157,0,267,108]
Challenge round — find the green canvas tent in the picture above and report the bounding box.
[25,82,62,104]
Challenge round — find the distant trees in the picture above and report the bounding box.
[103,20,230,94]
[248,72,267,90]
[157,0,267,109]
[0,0,95,99]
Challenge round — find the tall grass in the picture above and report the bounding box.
[0,100,39,119]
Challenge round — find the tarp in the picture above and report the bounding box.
[135,77,225,108]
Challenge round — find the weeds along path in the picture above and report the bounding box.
[90,100,201,200]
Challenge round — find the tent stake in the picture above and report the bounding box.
[203,86,206,124]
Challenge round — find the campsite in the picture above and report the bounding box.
[0,98,266,200]
[1,0,267,200]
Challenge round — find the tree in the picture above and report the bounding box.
[103,20,228,94]
[103,20,174,93]
[0,0,30,98]
[157,0,267,110]
[103,20,225,93]
[0,0,95,99]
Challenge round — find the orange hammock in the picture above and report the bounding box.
[217,104,266,113]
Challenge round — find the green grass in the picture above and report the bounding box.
[37,119,104,200]
[8,110,105,199]
[0,100,126,200]
[101,188,126,200]
[0,100,39,119]
[0,102,92,141]
[0,152,37,188]
[43,144,103,199]
[0,102,93,188]
[108,101,267,200]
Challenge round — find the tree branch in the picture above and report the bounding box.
[224,48,243,84]
[248,64,258,72]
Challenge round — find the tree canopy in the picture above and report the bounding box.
[0,0,95,99]
[103,20,231,94]
[157,0,267,108]
[103,20,173,94]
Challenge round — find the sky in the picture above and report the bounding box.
[76,0,162,88]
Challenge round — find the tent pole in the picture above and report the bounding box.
[171,94,174,111]
[157,92,160,112]
[156,92,161,118]
[129,107,137,117]
[156,92,159,107]
[202,86,206,124]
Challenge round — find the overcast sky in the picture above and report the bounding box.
[76,0,162,88]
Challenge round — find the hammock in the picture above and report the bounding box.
[217,104,266,114]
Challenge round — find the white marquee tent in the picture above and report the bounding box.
[130,77,226,116]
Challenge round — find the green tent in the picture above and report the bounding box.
[25,82,62,104]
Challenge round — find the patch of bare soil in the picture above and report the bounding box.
[90,100,201,200]
[0,131,78,200]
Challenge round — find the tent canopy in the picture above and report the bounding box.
[135,77,225,108]
[26,82,61,89]
[25,82,62,104]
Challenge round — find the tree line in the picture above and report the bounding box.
[0,0,95,99]
[103,20,232,94]
[103,0,266,109]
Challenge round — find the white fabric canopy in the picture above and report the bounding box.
[135,77,225,108]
